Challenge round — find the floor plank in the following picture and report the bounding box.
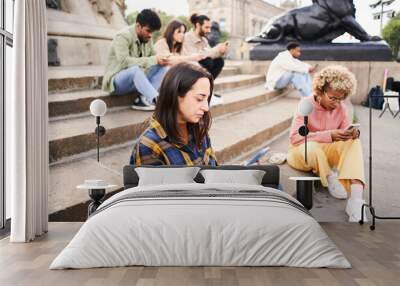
[0,222,399,286]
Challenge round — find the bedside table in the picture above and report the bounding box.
[289,176,320,210]
[77,180,117,217]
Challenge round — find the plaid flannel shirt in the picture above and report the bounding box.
[130,117,218,166]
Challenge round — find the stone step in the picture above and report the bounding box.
[48,73,264,117]
[48,65,105,79]
[49,95,299,213]
[49,85,285,163]
[48,65,246,94]
[48,65,240,80]
[48,89,134,118]
[48,65,104,94]
[214,74,264,91]
[211,96,298,163]
[220,66,240,77]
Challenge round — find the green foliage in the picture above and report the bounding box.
[220,30,230,43]
[352,112,358,124]
[176,15,193,31]
[382,13,400,58]
[125,10,192,42]
[153,10,172,41]
[126,11,139,26]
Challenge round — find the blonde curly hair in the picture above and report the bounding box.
[313,65,357,99]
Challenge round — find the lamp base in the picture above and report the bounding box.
[289,177,320,210]
[88,188,106,217]
[296,180,313,210]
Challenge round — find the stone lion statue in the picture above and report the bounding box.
[248,0,381,43]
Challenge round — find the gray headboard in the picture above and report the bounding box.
[123,165,280,189]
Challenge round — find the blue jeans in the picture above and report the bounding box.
[275,72,312,97]
[112,65,169,103]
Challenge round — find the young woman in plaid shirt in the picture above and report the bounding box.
[131,63,217,166]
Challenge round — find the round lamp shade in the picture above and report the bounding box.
[298,98,314,116]
[90,99,107,117]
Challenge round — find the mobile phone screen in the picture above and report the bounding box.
[347,124,360,130]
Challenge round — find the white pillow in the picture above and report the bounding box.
[135,167,201,186]
[200,169,266,185]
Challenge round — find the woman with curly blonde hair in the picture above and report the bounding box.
[287,65,366,222]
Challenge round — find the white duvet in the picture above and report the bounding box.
[50,183,351,269]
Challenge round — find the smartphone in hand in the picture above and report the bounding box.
[346,123,360,131]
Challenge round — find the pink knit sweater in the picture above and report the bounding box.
[289,96,351,146]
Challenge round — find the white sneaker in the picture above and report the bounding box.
[210,93,224,106]
[131,96,155,111]
[346,198,368,222]
[327,173,348,199]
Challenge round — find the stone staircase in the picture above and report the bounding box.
[48,63,300,214]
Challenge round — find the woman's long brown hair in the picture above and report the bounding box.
[154,63,213,149]
[163,20,187,54]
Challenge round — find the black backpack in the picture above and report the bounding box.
[362,86,384,110]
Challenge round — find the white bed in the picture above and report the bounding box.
[50,182,351,269]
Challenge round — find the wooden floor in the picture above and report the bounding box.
[0,222,399,286]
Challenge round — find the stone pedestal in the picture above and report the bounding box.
[250,42,393,62]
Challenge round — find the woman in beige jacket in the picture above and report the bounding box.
[154,20,204,65]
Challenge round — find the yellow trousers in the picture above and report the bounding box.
[287,139,365,193]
